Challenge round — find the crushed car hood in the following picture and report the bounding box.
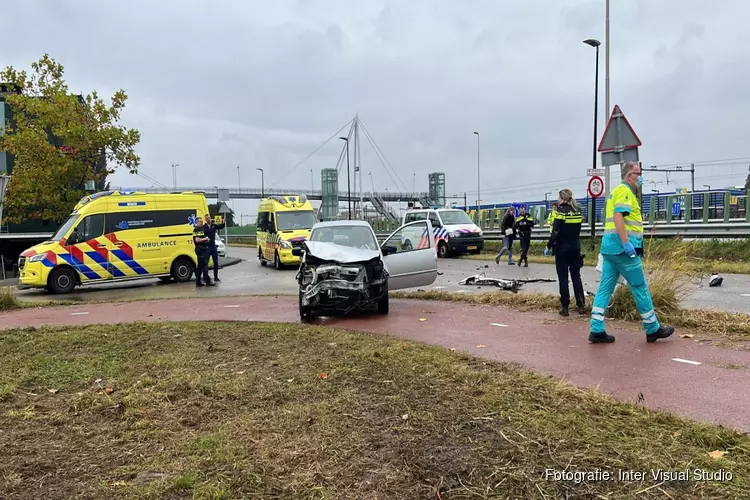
[303,241,381,263]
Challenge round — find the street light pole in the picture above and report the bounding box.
[473,131,480,220]
[339,137,352,219]
[604,0,611,201]
[237,165,241,191]
[584,38,601,252]
[257,168,264,197]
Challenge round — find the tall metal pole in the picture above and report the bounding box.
[257,168,264,197]
[591,43,600,251]
[604,0,611,201]
[237,164,241,190]
[340,137,351,219]
[355,115,363,219]
[473,131,480,219]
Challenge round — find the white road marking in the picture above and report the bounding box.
[742,294,750,297]
[223,305,240,308]
[491,323,508,327]
[71,312,89,316]
[672,358,702,366]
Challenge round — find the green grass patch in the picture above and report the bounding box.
[468,236,750,274]
[0,322,748,498]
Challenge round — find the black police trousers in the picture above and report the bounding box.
[519,233,531,261]
[554,243,585,309]
[195,247,210,284]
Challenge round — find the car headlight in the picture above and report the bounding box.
[28,253,48,263]
[280,240,291,249]
[449,231,460,238]
[478,230,483,237]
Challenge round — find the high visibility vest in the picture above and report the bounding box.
[601,182,644,255]
[547,209,557,233]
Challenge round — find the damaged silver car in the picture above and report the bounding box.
[292,220,438,320]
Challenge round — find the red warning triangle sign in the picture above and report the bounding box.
[597,105,642,152]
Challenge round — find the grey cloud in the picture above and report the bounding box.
[2,0,749,207]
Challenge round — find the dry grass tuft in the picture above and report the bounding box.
[0,286,20,311]
[0,321,748,499]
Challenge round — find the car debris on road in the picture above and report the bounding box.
[459,273,556,293]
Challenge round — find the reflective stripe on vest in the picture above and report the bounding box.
[604,184,643,236]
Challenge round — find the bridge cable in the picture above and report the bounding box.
[358,119,410,193]
[268,118,354,189]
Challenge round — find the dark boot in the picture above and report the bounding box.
[589,332,615,343]
[576,305,586,315]
[523,259,528,267]
[646,325,675,343]
[559,306,569,317]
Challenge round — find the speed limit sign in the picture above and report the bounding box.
[588,175,604,198]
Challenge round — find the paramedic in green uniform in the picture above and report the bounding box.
[588,161,674,343]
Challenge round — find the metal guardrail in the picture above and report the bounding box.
[225,221,750,244]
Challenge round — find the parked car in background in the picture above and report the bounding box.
[215,235,226,257]
[293,219,438,320]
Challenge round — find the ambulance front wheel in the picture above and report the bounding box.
[171,257,194,283]
[47,267,77,294]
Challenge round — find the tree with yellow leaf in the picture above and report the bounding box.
[0,54,140,224]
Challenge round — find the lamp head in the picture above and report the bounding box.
[583,39,601,48]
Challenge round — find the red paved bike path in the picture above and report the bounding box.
[2,296,749,433]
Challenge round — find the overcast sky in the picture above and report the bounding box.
[4,0,750,220]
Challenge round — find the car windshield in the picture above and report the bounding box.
[439,210,474,225]
[309,225,379,251]
[51,214,79,241]
[276,210,317,231]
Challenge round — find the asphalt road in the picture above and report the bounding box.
[13,246,750,314]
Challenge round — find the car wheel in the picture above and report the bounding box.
[171,257,194,283]
[437,242,449,258]
[259,248,267,267]
[376,283,389,314]
[275,252,283,270]
[47,267,77,294]
[299,290,316,321]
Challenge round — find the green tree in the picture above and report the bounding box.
[745,165,750,191]
[0,54,140,223]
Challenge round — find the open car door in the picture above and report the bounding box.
[380,220,438,290]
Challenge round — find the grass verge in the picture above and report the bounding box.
[0,321,748,499]
[0,286,21,311]
[467,237,750,275]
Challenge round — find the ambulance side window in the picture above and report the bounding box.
[70,214,105,244]
[257,211,268,232]
[268,213,276,233]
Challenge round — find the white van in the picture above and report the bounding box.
[401,208,484,258]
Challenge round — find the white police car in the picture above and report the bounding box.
[401,208,484,258]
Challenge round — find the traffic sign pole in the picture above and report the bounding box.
[587,175,604,249]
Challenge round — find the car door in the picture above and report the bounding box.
[380,220,438,290]
[61,213,109,282]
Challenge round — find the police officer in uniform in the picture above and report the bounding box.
[545,189,585,316]
[588,161,674,343]
[204,215,226,283]
[514,205,535,267]
[193,216,214,287]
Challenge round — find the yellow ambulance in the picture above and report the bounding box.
[17,190,211,294]
[257,194,317,268]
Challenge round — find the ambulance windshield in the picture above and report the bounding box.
[276,210,317,231]
[51,214,79,241]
